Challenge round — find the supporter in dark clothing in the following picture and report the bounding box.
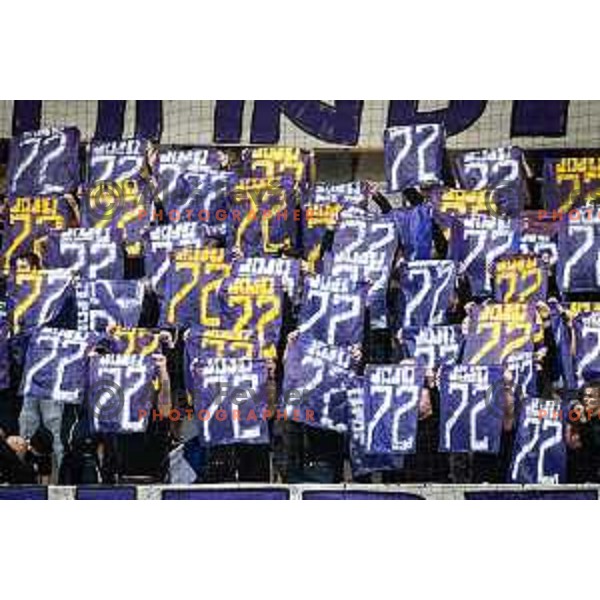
[277,330,362,484]
[0,330,27,436]
[202,359,276,483]
[59,414,102,485]
[448,369,517,484]
[400,384,448,483]
[402,187,424,207]
[370,190,393,214]
[431,219,449,260]
[0,429,35,483]
[0,426,53,484]
[448,277,471,324]
[103,420,172,483]
[364,326,393,364]
[0,388,21,437]
[99,353,173,483]
[71,291,178,484]
[469,431,515,484]
[566,384,600,483]
[0,314,24,436]
[124,246,146,280]
[272,294,298,482]
[138,284,161,327]
[203,445,271,483]
[282,424,345,483]
[319,228,335,259]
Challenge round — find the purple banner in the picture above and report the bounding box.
[162,488,290,500]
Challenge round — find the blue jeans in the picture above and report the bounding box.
[19,397,65,470]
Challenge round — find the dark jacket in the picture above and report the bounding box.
[0,438,36,484]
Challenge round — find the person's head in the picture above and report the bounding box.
[419,387,433,420]
[216,150,229,169]
[146,141,160,171]
[15,251,40,271]
[266,358,277,379]
[28,427,54,457]
[582,383,600,412]
[158,330,175,350]
[5,436,28,458]
[20,428,54,477]
[403,187,425,207]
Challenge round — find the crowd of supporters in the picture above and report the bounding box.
[1,126,600,486]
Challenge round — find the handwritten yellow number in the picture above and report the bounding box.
[199,263,230,328]
[468,321,502,365]
[228,295,254,332]
[13,271,42,334]
[262,188,288,253]
[167,261,200,324]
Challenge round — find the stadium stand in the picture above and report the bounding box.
[2,100,600,497]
